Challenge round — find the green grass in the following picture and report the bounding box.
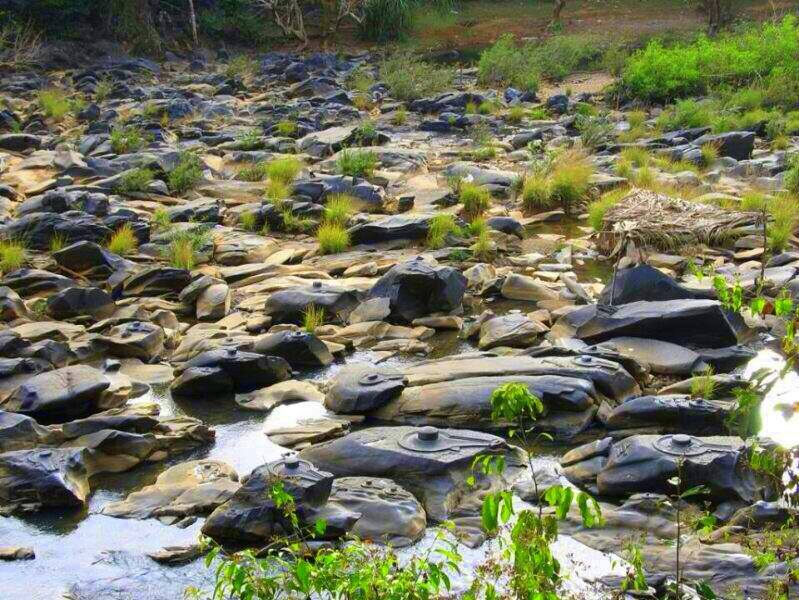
[323,194,354,227]
[265,179,291,204]
[239,212,258,232]
[336,149,378,178]
[95,78,113,102]
[470,229,494,261]
[588,187,628,231]
[107,224,138,255]
[467,217,487,238]
[0,240,26,272]
[266,157,303,185]
[317,222,350,255]
[163,228,210,270]
[236,128,263,150]
[225,55,257,79]
[656,99,714,131]
[110,126,148,155]
[358,0,414,42]
[276,120,297,137]
[168,153,203,194]
[507,106,526,124]
[391,107,408,126]
[302,304,325,333]
[459,182,491,220]
[521,174,553,212]
[620,146,650,168]
[768,195,799,252]
[700,143,719,167]
[49,233,67,253]
[690,367,717,399]
[534,34,604,81]
[478,34,539,93]
[549,156,593,215]
[784,155,799,195]
[37,89,70,121]
[281,210,314,233]
[426,214,460,249]
[237,162,270,182]
[115,168,154,194]
[152,207,172,231]
[380,52,454,101]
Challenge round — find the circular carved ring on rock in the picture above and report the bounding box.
[398,427,504,453]
[358,372,404,387]
[654,434,708,456]
[264,456,320,481]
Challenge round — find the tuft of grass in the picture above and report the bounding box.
[266,156,303,185]
[528,106,549,120]
[336,149,378,178]
[115,168,154,194]
[239,212,258,232]
[459,182,491,220]
[768,195,799,252]
[236,128,263,150]
[656,99,714,132]
[302,304,325,333]
[391,107,408,126]
[281,209,314,233]
[620,146,650,168]
[37,88,70,121]
[772,135,790,151]
[275,120,297,137]
[588,187,628,231]
[163,228,210,270]
[700,143,720,168]
[470,229,494,261]
[110,126,148,155]
[323,194,354,227]
[467,217,488,238]
[521,174,553,212]
[152,207,172,231]
[265,179,291,205]
[740,192,768,212]
[784,155,799,195]
[237,162,270,182]
[358,0,413,42]
[507,106,526,124]
[426,214,460,249]
[225,55,257,79]
[317,222,350,255]
[380,52,454,101]
[107,223,138,255]
[95,78,113,102]
[548,150,594,215]
[49,232,67,253]
[690,367,717,399]
[168,152,203,195]
[0,239,26,272]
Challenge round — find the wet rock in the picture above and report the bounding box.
[500,273,560,303]
[324,364,408,413]
[1,365,113,424]
[605,395,729,436]
[171,348,291,396]
[486,216,524,238]
[348,213,434,245]
[0,286,30,321]
[46,286,116,321]
[0,546,35,561]
[327,477,426,547]
[367,258,466,324]
[0,447,90,512]
[99,321,165,362]
[264,284,361,324]
[122,267,191,298]
[53,241,131,277]
[478,314,548,350]
[203,457,360,544]
[1,268,75,298]
[348,296,391,324]
[102,460,239,521]
[235,380,324,412]
[299,426,523,522]
[253,330,334,368]
[264,416,350,447]
[551,299,739,349]
[147,544,203,565]
[562,434,763,501]
[0,410,55,452]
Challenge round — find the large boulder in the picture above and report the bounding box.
[324,364,408,413]
[98,321,165,362]
[46,286,116,321]
[253,330,334,368]
[348,214,433,245]
[478,314,547,350]
[264,284,361,325]
[367,258,466,323]
[0,447,90,512]
[299,426,523,522]
[598,264,709,305]
[0,410,55,452]
[0,365,113,424]
[590,337,707,375]
[693,131,755,161]
[561,434,762,501]
[202,456,360,544]
[605,395,730,436]
[171,348,292,396]
[551,299,739,349]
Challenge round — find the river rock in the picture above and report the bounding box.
[46,286,116,321]
[202,456,360,544]
[367,258,466,323]
[264,284,361,324]
[98,321,165,362]
[299,426,524,522]
[591,337,707,375]
[324,364,408,413]
[0,447,90,512]
[605,395,730,436]
[348,214,433,245]
[171,348,291,396]
[102,460,240,521]
[599,264,708,305]
[253,330,334,368]
[0,410,55,452]
[327,477,426,547]
[478,314,548,349]
[235,380,324,412]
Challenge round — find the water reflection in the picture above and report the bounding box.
[745,347,799,448]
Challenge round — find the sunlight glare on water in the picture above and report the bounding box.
[745,348,799,448]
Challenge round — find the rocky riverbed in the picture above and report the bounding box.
[0,46,798,599]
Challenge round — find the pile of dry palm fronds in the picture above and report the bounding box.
[596,188,760,255]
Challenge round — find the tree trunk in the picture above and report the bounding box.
[550,0,566,27]
[188,0,198,45]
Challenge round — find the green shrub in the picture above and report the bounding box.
[426,214,460,249]
[467,217,488,237]
[548,150,594,214]
[478,34,539,93]
[588,188,628,231]
[507,106,526,124]
[391,107,408,126]
[239,212,258,232]
[37,88,70,121]
[95,78,113,102]
[768,195,799,252]
[110,126,148,154]
[459,182,491,220]
[168,153,203,194]
[534,34,604,81]
[0,240,26,272]
[265,180,291,205]
[276,120,297,137]
[700,143,719,167]
[336,149,378,178]
[115,168,154,194]
[107,224,138,255]
[380,53,454,101]
[622,17,799,104]
[785,155,799,194]
[577,115,613,149]
[152,207,172,231]
[317,222,350,255]
[323,194,354,227]
[359,0,413,42]
[656,99,714,131]
[266,156,303,185]
[470,228,494,261]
